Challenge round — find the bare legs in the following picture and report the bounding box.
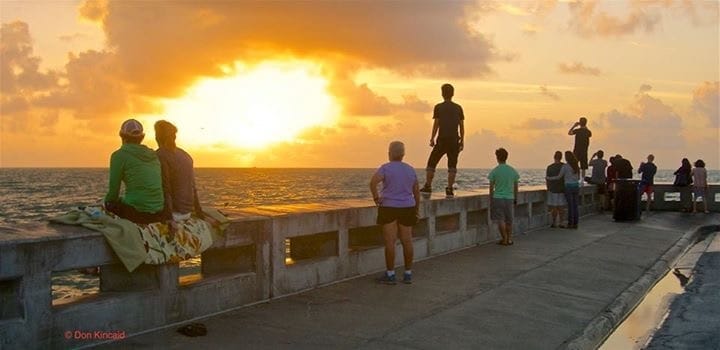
[497,221,513,245]
[423,169,435,189]
[549,207,565,227]
[382,221,414,271]
[424,169,456,191]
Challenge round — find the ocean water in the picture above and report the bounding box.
[1,167,717,302]
[3,167,716,228]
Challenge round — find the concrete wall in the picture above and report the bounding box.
[0,185,644,349]
[647,184,719,212]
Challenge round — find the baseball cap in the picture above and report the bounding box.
[119,119,145,137]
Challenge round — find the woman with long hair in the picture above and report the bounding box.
[674,158,693,211]
[547,151,581,228]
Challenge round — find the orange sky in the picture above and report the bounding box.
[1,0,718,169]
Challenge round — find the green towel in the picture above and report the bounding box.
[50,208,147,272]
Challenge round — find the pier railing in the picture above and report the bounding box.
[1,184,716,349]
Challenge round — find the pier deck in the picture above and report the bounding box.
[105,212,719,350]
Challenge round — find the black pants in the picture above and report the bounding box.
[105,201,164,224]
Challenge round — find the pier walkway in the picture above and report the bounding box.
[106,212,719,350]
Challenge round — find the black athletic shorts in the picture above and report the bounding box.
[574,148,589,170]
[377,207,418,226]
[426,137,460,172]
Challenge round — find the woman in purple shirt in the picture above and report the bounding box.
[370,141,421,285]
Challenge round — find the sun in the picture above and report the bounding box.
[154,60,338,150]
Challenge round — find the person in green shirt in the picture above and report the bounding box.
[488,148,520,246]
[104,119,164,224]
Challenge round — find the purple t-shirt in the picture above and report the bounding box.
[377,161,417,208]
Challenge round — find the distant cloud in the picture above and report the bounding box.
[557,62,602,76]
[593,85,687,162]
[692,81,719,127]
[58,32,90,43]
[522,23,540,35]
[568,1,660,37]
[539,85,560,101]
[523,1,718,38]
[329,80,431,117]
[517,117,563,129]
[638,84,653,94]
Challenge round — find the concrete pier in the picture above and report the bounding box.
[0,184,718,349]
[106,212,719,350]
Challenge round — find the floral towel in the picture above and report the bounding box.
[50,206,220,271]
[140,217,213,265]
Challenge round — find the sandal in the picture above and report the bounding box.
[177,323,207,337]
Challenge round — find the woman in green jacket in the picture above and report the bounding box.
[104,119,164,224]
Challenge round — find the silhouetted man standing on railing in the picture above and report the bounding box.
[568,117,592,184]
[420,83,465,198]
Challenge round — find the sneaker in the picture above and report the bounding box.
[445,187,454,198]
[377,273,396,285]
[402,272,412,284]
[420,184,432,194]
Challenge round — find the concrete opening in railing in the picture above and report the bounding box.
[414,218,429,237]
[641,192,654,202]
[348,225,383,251]
[531,201,547,215]
[98,263,178,293]
[515,204,529,218]
[178,255,202,285]
[0,278,23,320]
[285,231,338,265]
[200,245,256,277]
[52,269,99,307]
[664,192,681,202]
[435,214,460,234]
[467,209,488,228]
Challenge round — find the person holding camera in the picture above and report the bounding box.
[568,117,592,183]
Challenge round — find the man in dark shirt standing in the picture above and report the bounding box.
[154,120,204,225]
[420,83,465,198]
[568,117,592,183]
[638,154,657,212]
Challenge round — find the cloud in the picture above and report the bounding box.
[638,84,653,94]
[84,1,502,98]
[517,117,563,129]
[539,85,560,101]
[1,21,59,94]
[557,62,601,76]
[592,85,687,163]
[328,80,431,117]
[58,32,91,43]
[567,1,660,37]
[692,81,719,127]
[522,24,541,35]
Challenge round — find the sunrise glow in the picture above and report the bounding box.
[151,61,339,150]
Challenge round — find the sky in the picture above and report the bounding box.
[1,0,718,169]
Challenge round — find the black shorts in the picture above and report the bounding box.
[105,201,164,225]
[574,148,589,170]
[426,137,460,172]
[377,207,418,226]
